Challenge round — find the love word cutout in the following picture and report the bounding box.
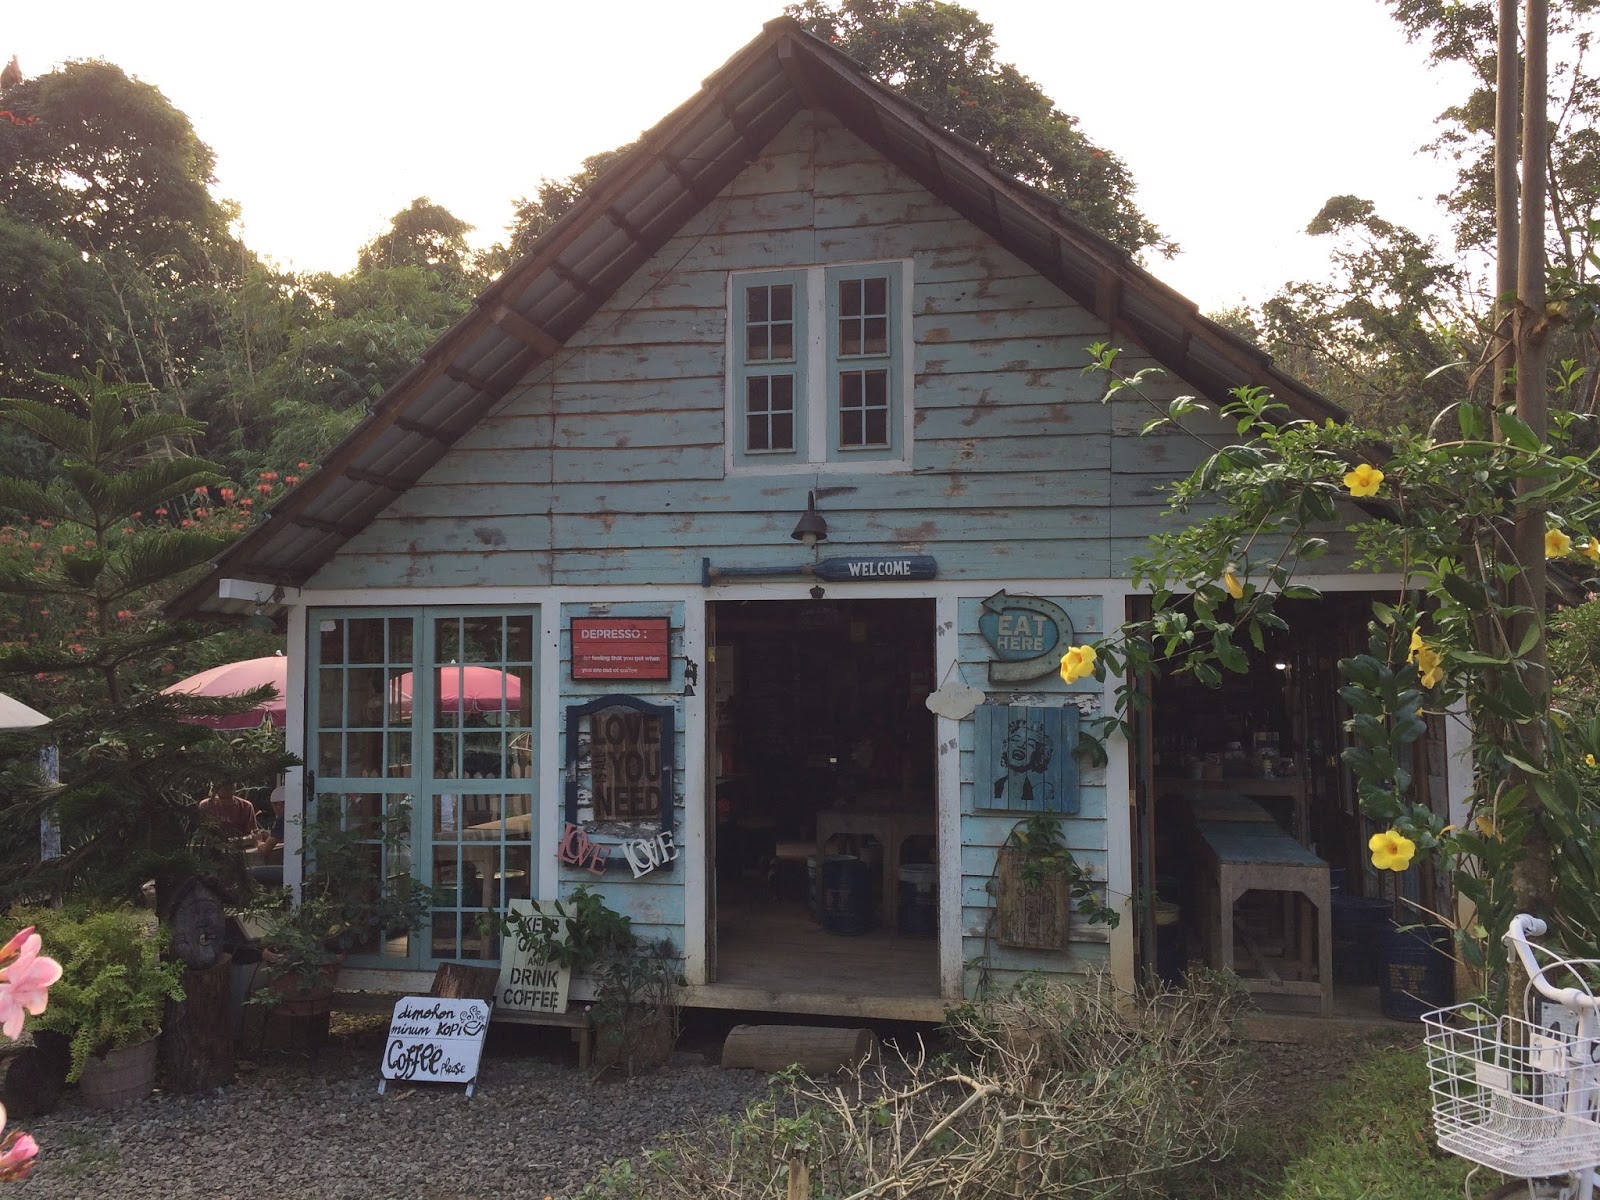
[557,822,611,875]
[620,830,679,879]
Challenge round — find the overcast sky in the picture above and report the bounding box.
[7,0,1474,312]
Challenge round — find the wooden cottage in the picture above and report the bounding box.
[175,19,1465,1021]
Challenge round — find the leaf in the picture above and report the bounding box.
[1497,411,1541,453]
[1440,573,1489,611]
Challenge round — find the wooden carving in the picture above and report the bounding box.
[997,847,1070,950]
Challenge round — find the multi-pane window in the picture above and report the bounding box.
[729,262,905,470]
[309,607,539,970]
[312,615,419,965]
[835,275,892,449]
[426,613,536,963]
[738,280,801,457]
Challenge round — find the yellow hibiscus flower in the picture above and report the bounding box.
[1582,538,1600,561]
[1587,753,1597,768]
[1415,645,1445,689]
[1223,569,1245,600]
[1546,528,1574,558]
[1059,644,1098,684]
[1369,829,1416,872]
[1343,464,1384,497]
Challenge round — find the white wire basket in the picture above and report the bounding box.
[1424,1002,1600,1178]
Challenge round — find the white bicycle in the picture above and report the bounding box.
[1424,915,1600,1200]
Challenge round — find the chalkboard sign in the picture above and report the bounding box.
[377,996,491,1098]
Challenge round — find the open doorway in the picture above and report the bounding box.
[1140,593,1454,1017]
[709,597,939,999]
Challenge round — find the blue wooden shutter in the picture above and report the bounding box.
[973,703,1079,814]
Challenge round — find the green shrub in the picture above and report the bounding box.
[2,905,183,1081]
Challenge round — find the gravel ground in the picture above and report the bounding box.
[17,1017,773,1200]
[13,1017,1400,1200]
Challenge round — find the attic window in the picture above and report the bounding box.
[728,262,911,474]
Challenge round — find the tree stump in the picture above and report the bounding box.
[721,1024,878,1074]
[0,1031,69,1118]
[161,952,235,1092]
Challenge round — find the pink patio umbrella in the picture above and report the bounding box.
[393,666,524,716]
[162,655,287,729]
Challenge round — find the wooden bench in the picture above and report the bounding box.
[337,965,594,1069]
[431,964,593,1069]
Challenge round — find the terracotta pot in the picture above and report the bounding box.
[78,1034,159,1109]
[259,953,344,1017]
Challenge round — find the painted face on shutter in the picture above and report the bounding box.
[1002,720,1051,772]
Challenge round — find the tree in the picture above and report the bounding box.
[0,59,248,432]
[1250,1,1600,425]
[1256,197,1481,425]
[500,144,635,266]
[0,370,290,909]
[0,59,233,274]
[789,0,1170,255]
[356,195,476,286]
[495,1,1168,271]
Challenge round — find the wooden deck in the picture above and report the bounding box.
[697,886,946,1021]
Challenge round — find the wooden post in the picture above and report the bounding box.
[786,1154,810,1200]
[1509,0,1555,929]
[160,953,235,1092]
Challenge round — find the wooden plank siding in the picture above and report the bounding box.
[306,107,1235,594]
[557,600,689,950]
[954,595,1111,994]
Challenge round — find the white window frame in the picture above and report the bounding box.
[725,259,914,475]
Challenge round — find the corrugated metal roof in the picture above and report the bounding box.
[171,16,1343,619]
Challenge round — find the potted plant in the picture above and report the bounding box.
[250,806,437,1018]
[496,886,682,1076]
[0,907,183,1108]
[590,935,684,1078]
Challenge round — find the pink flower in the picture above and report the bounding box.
[0,1113,37,1183]
[0,928,63,1040]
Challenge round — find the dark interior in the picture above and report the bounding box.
[711,597,937,936]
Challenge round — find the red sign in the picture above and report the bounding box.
[571,618,670,680]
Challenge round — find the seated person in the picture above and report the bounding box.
[200,783,258,839]
[252,786,287,861]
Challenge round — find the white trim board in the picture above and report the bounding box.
[235,573,1410,612]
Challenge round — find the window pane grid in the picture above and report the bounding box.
[745,374,795,453]
[838,368,890,448]
[743,283,795,364]
[837,275,890,359]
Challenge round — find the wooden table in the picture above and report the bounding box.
[1196,819,1331,1015]
[815,809,936,930]
[1157,776,1310,843]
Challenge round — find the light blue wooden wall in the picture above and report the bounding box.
[307,108,1236,592]
[955,595,1111,997]
[557,601,688,953]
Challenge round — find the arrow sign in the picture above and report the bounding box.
[807,555,938,582]
[979,591,1073,683]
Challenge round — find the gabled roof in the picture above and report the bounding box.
[172,16,1343,618]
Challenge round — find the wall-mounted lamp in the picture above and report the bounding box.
[682,660,699,698]
[790,491,828,550]
[242,585,285,633]
[1273,661,1289,671]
